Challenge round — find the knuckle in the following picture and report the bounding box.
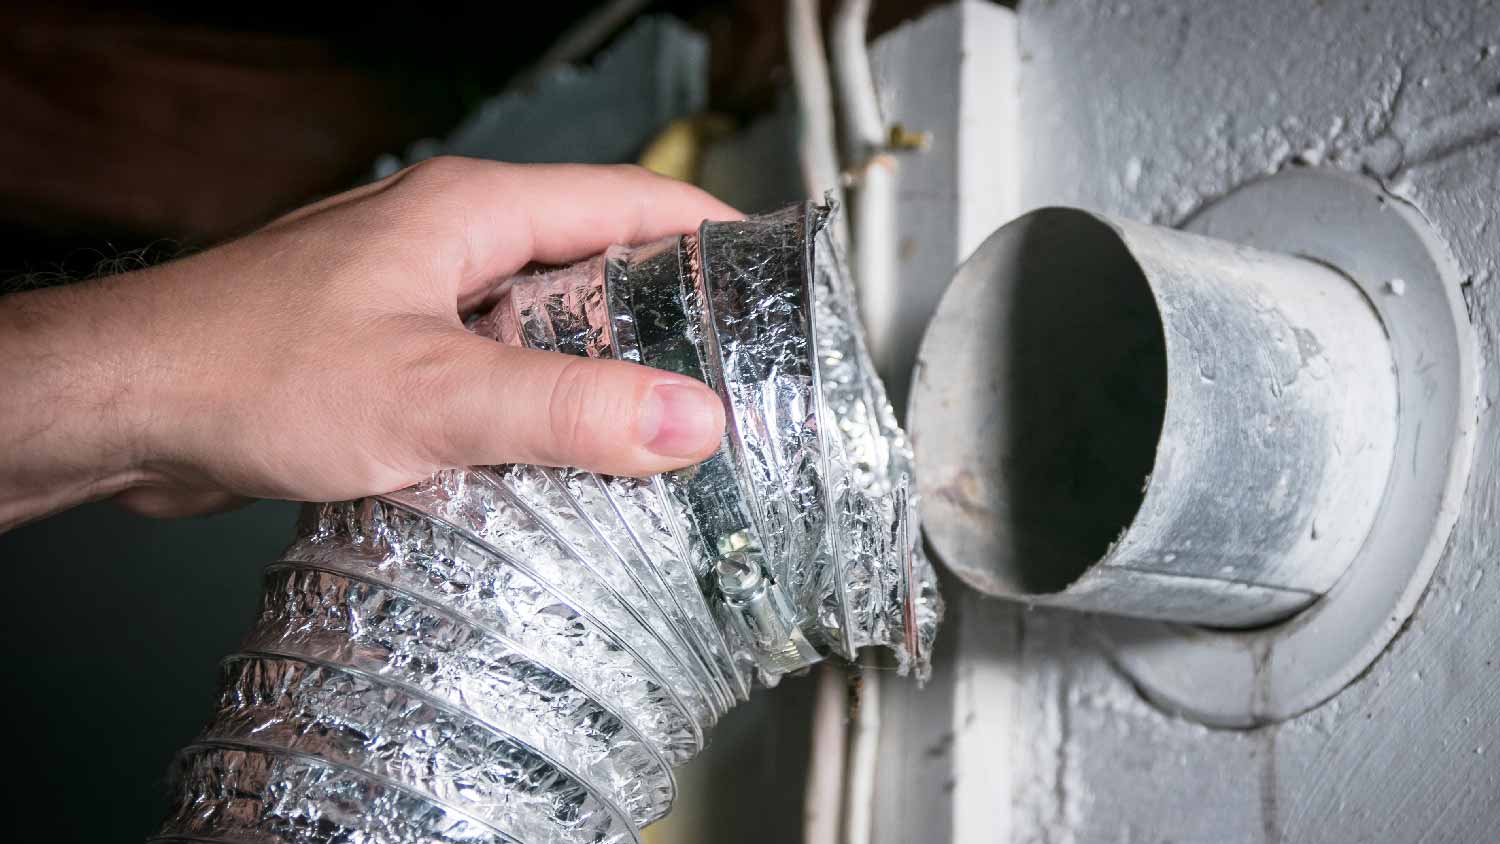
[405,155,472,186]
[545,359,618,464]
[609,163,660,187]
[382,158,486,270]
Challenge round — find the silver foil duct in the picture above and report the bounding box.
[154,203,942,844]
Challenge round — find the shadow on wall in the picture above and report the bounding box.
[0,499,298,839]
[645,670,817,843]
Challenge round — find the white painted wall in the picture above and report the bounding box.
[875,1,1500,841]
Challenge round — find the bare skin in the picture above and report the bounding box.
[0,157,737,532]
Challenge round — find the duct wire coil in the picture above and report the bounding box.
[153,202,943,844]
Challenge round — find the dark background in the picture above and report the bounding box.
[0,1,944,839]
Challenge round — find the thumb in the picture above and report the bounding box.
[416,331,726,477]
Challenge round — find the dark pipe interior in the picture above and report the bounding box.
[998,210,1168,594]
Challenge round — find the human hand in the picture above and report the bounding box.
[0,157,738,529]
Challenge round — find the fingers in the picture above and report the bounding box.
[406,329,725,478]
[387,157,743,298]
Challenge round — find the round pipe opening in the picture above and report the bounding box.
[996,212,1167,593]
[916,209,1167,596]
[915,203,1397,627]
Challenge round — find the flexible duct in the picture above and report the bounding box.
[152,203,942,844]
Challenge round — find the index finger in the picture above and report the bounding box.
[390,157,743,298]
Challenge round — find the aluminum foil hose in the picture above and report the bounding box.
[152,202,943,844]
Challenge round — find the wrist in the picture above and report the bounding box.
[0,271,166,526]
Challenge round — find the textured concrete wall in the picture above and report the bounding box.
[876,1,1500,841]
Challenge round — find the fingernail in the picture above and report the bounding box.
[641,382,724,459]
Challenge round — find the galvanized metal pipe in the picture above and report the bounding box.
[912,208,1398,627]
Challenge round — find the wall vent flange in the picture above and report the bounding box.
[1101,168,1479,727]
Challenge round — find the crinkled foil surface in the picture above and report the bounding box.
[154,203,942,844]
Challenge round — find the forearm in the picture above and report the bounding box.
[0,159,734,531]
[0,272,159,530]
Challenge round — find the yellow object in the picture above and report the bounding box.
[638,113,737,183]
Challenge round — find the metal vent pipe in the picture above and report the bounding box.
[912,207,1398,628]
